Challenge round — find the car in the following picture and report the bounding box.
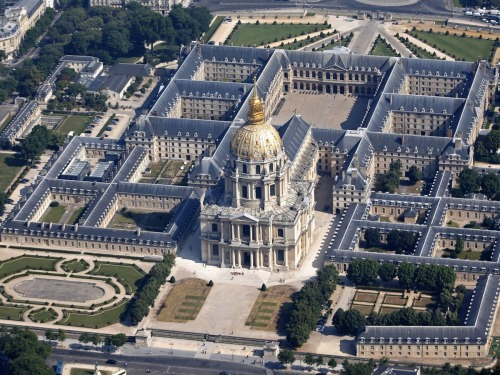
[6,198,14,204]
[317,318,326,325]
[104,133,109,137]
[220,372,231,375]
[84,129,92,134]
[20,178,29,183]
[207,41,215,45]
[106,359,117,364]
[316,325,325,332]
[106,126,112,131]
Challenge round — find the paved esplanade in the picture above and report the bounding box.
[14,278,105,302]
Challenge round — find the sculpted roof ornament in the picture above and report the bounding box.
[230,79,283,161]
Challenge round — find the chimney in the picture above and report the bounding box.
[447,127,453,137]
[401,134,405,145]
[74,223,78,231]
[454,138,462,150]
[137,228,141,236]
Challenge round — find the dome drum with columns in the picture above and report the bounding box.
[199,83,316,271]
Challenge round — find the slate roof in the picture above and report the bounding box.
[107,63,153,77]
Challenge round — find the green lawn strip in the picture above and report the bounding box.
[62,259,87,273]
[56,115,93,136]
[67,207,84,225]
[406,41,436,59]
[452,0,466,6]
[97,114,116,137]
[412,31,495,61]
[203,16,224,43]
[372,40,398,57]
[0,153,26,193]
[90,263,145,293]
[0,305,25,320]
[162,160,185,178]
[62,299,129,328]
[31,308,56,322]
[0,256,59,278]
[229,23,328,47]
[43,205,67,223]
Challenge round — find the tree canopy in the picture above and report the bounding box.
[386,230,417,254]
[458,168,481,196]
[346,259,380,285]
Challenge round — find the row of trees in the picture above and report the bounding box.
[285,265,339,347]
[125,253,175,325]
[334,285,466,335]
[346,259,456,291]
[78,332,127,348]
[0,327,52,375]
[18,8,55,56]
[456,167,500,200]
[364,228,418,254]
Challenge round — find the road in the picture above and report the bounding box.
[197,0,453,18]
[49,348,270,375]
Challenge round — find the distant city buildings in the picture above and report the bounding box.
[88,0,190,14]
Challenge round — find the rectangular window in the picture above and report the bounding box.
[211,223,218,232]
[242,186,248,198]
[255,186,262,199]
[277,228,284,237]
[270,184,276,196]
[277,250,285,261]
[212,244,219,256]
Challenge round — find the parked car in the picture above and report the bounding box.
[106,126,112,131]
[6,198,15,204]
[106,359,117,364]
[316,325,325,332]
[20,178,29,183]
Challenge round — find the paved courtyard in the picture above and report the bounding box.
[14,278,105,303]
[270,92,370,130]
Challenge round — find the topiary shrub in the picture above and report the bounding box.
[261,283,267,291]
[207,280,214,287]
[169,276,176,283]
[49,201,59,207]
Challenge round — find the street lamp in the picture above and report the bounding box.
[231,349,235,360]
[169,342,173,354]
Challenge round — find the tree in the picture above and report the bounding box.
[110,333,127,348]
[387,230,417,254]
[277,349,295,367]
[364,228,381,248]
[9,353,53,375]
[341,359,376,375]
[315,355,324,366]
[332,308,365,335]
[169,276,176,283]
[346,259,379,285]
[207,280,214,287]
[438,289,454,311]
[304,353,315,367]
[408,165,423,184]
[454,236,464,255]
[328,358,337,369]
[397,262,416,289]
[78,333,92,345]
[91,334,102,347]
[481,173,500,199]
[482,216,495,230]
[44,329,57,343]
[458,168,481,195]
[56,329,66,346]
[0,50,6,62]
[378,263,396,282]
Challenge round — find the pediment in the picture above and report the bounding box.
[229,212,259,222]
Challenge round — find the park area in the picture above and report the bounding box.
[411,31,496,61]
[108,208,174,232]
[157,278,211,323]
[350,288,437,316]
[56,115,93,136]
[90,262,145,294]
[245,285,295,331]
[371,38,398,57]
[0,255,59,278]
[228,23,329,47]
[0,153,26,193]
[60,299,129,329]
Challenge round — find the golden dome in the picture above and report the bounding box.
[230,84,283,161]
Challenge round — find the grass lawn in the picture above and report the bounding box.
[351,303,373,316]
[372,40,398,57]
[413,31,495,61]
[245,285,295,331]
[0,305,25,320]
[31,308,57,322]
[62,299,128,328]
[43,205,67,223]
[0,113,13,134]
[442,249,484,260]
[379,306,402,315]
[0,256,59,278]
[229,23,328,47]
[0,153,26,192]
[62,259,89,273]
[162,160,185,178]
[109,209,174,232]
[67,207,84,225]
[452,0,467,6]
[412,297,436,310]
[383,294,407,306]
[90,263,145,293]
[146,160,168,177]
[354,291,378,303]
[157,278,211,322]
[407,41,436,59]
[203,16,224,43]
[56,115,93,136]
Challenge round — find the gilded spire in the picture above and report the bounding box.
[247,78,265,125]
